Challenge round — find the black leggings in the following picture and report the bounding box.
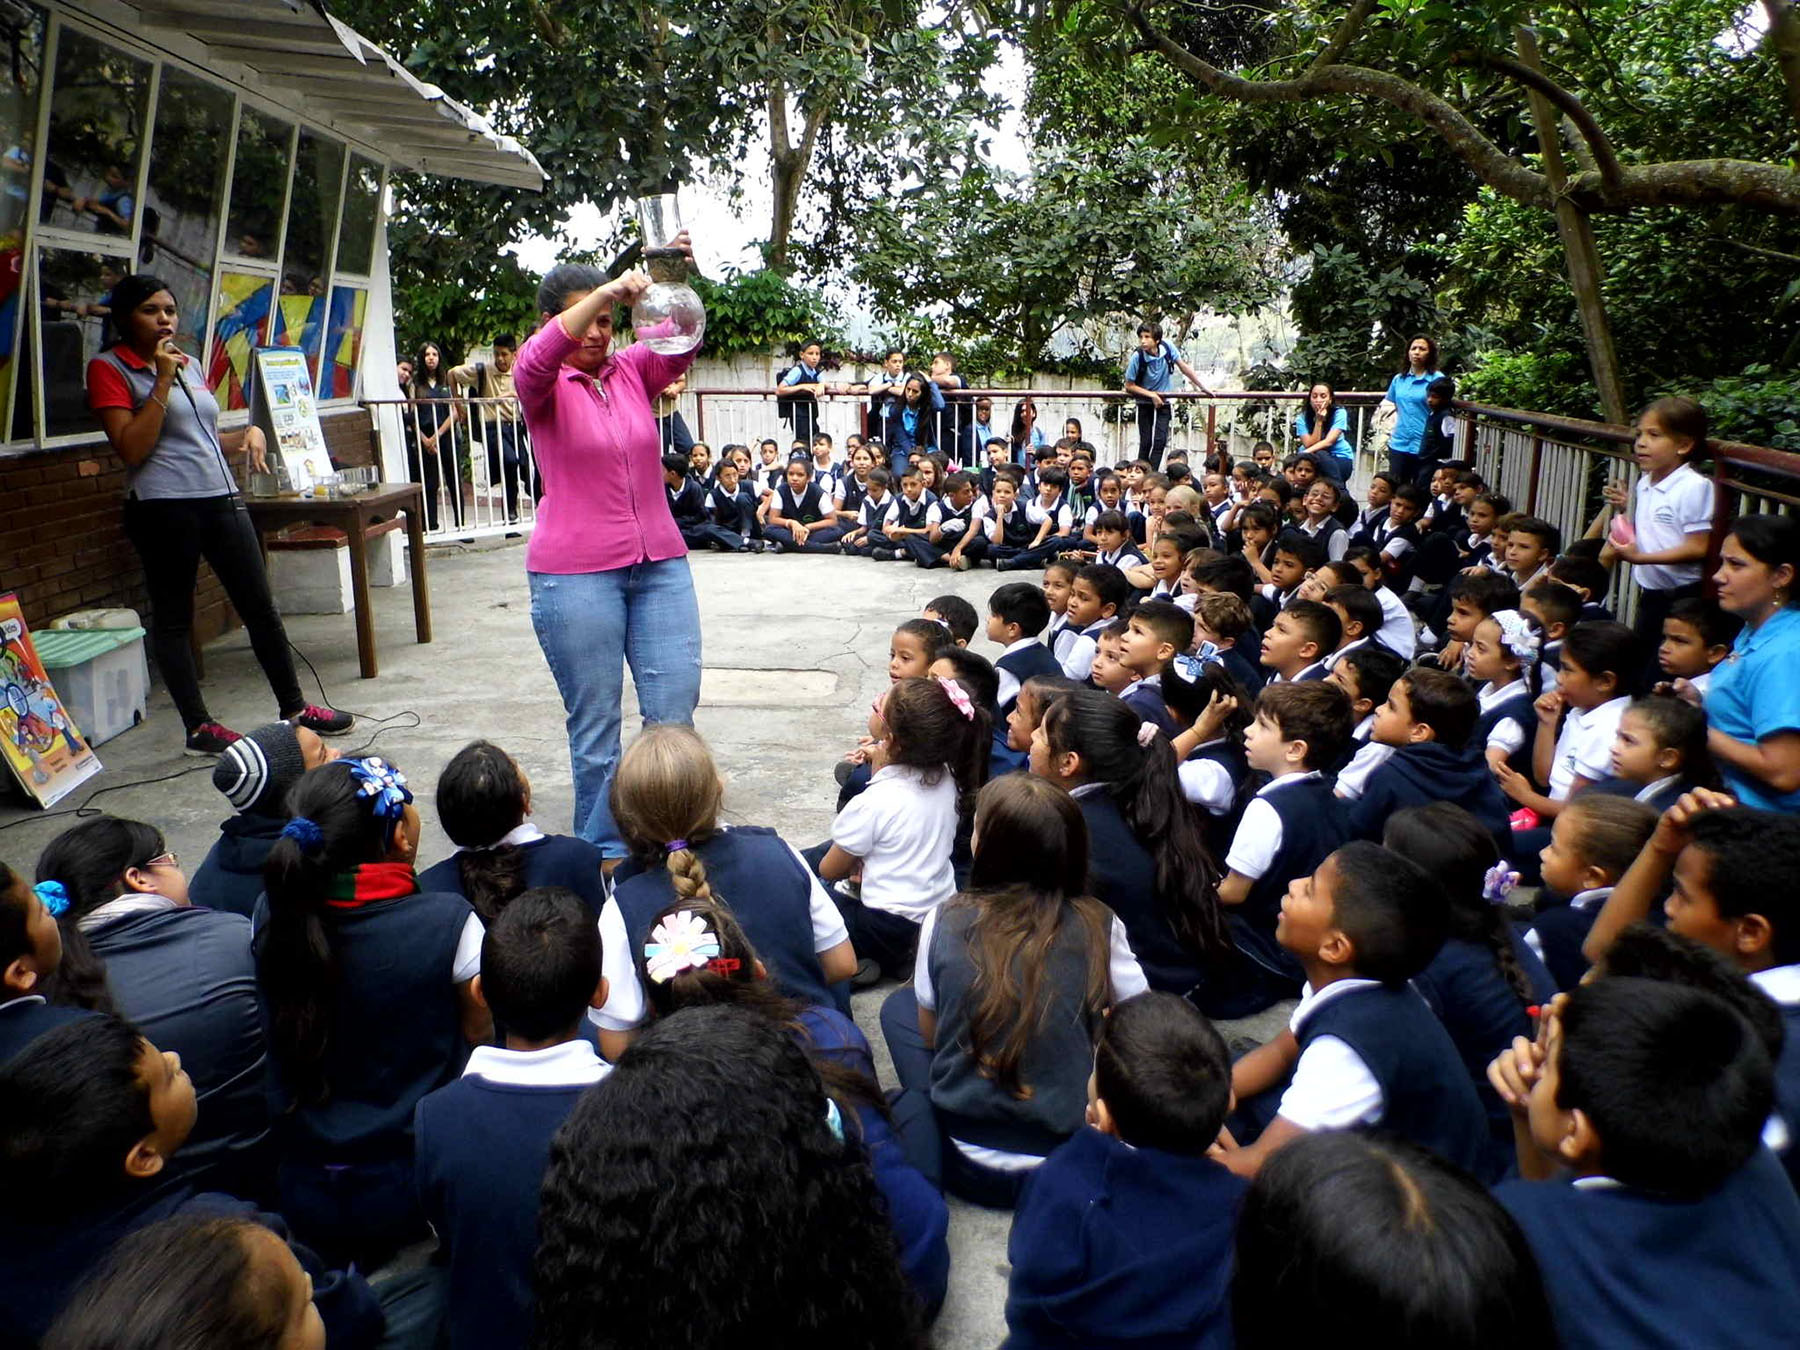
[123,495,304,731]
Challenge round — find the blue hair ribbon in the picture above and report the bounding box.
[345,757,412,822]
[33,880,69,918]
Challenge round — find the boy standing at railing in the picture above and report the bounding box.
[1122,322,1211,469]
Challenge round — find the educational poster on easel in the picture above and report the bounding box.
[0,595,101,808]
[250,346,331,494]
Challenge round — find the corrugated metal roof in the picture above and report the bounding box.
[128,0,545,189]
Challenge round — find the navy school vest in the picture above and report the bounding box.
[1237,778,1349,981]
[778,482,828,524]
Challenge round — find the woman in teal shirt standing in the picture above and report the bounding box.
[1381,335,1439,486]
[1685,513,1800,812]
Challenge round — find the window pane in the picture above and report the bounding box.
[139,69,230,357]
[38,247,123,437]
[207,269,271,411]
[0,5,48,440]
[335,154,380,276]
[272,131,342,382]
[320,285,366,399]
[224,108,290,261]
[39,29,152,237]
[270,282,324,382]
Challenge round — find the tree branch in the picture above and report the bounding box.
[1452,48,1623,192]
[1765,0,1800,138]
[1310,0,1379,71]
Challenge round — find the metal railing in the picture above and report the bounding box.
[364,396,541,541]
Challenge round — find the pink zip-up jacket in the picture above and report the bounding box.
[513,318,699,574]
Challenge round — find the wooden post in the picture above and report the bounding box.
[1516,25,1629,426]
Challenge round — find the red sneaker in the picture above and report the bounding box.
[184,721,242,755]
[289,704,355,735]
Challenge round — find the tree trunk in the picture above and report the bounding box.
[763,45,834,275]
[1764,1,1800,139]
[1516,25,1629,425]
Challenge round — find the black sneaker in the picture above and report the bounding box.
[851,958,884,989]
[871,548,897,562]
[289,704,355,736]
[184,721,242,756]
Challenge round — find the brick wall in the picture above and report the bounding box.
[0,406,376,637]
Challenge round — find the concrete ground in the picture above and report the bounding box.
[2,538,1287,1347]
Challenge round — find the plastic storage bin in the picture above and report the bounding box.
[33,627,148,747]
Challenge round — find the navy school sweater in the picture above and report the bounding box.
[1296,982,1494,1179]
[1120,682,1178,738]
[187,813,285,918]
[1527,897,1605,992]
[414,1059,598,1350]
[1346,740,1514,859]
[0,995,91,1064]
[417,833,610,919]
[1004,1127,1244,1350]
[0,1185,381,1350]
[1231,777,1349,985]
[1217,644,1265,695]
[997,642,1064,716]
[1772,993,1800,1192]
[1076,791,1202,996]
[1497,1149,1800,1350]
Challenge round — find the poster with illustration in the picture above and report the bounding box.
[250,346,332,492]
[0,595,102,808]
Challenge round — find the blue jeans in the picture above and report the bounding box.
[530,560,703,857]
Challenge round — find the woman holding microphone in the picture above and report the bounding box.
[515,234,705,860]
[87,273,351,754]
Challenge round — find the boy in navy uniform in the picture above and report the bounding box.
[985,472,1038,568]
[415,889,609,1350]
[907,470,982,569]
[1492,977,1800,1350]
[1114,600,1191,737]
[1059,564,1131,684]
[988,582,1062,719]
[1005,993,1243,1350]
[1260,600,1339,685]
[877,466,939,562]
[1221,843,1493,1180]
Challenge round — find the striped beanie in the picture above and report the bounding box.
[211,722,308,817]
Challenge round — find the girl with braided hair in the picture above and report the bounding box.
[1381,803,1555,1157]
[595,725,857,1062]
[255,756,488,1269]
[634,895,949,1315]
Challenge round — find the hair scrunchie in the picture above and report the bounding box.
[936,676,976,722]
[1136,722,1160,748]
[281,817,325,851]
[666,838,689,853]
[32,880,69,918]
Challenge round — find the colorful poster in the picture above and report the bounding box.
[251,346,332,493]
[0,595,102,808]
[207,270,273,411]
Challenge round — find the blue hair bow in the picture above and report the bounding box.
[1170,652,1206,684]
[33,880,69,918]
[281,817,325,850]
[345,757,412,822]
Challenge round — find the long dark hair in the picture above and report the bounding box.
[952,775,1111,1099]
[1009,398,1037,452]
[101,272,169,350]
[413,341,448,394]
[258,761,402,1106]
[1382,804,1534,1007]
[35,816,169,1013]
[533,1006,923,1349]
[1041,690,1228,960]
[437,740,529,923]
[883,677,990,829]
[1301,382,1339,435]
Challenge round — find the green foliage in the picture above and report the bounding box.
[1683,367,1800,452]
[1458,347,1597,419]
[687,270,846,357]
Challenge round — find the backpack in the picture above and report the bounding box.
[775,364,815,424]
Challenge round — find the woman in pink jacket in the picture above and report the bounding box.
[513,241,703,859]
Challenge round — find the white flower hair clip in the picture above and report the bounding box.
[645,910,723,984]
[1490,609,1541,666]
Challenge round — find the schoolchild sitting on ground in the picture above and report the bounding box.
[1466,607,1540,775]
[1489,978,1800,1350]
[601,726,856,1047]
[0,1016,382,1349]
[1382,804,1557,1155]
[1220,843,1493,1179]
[1580,797,1800,1185]
[1257,535,1319,617]
[1004,992,1244,1350]
[1058,564,1131,684]
[1211,682,1354,1016]
[414,888,609,1350]
[1040,557,1080,663]
[1080,510,1146,571]
[879,775,1148,1208]
[704,456,766,551]
[0,862,89,1062]
[985,472,1040,568]
[874,466,939,562]
[997,466,1078,572]
[1502,515,1559,591]
[1525,793,1658,989]
[37,816,271,1202]
[1291,478,1349,562]
[1031,689,1229,998]
[1368,483,1427,585]
[1457,490,1506,570]
[911,470,984,569]
[1005,672,1080,774]
[837,466,897,556]
[1088,620,1137,696]
[417,740,609,919]
[816,677,988,981]
[192,721,336,917]
[988,582,1060,717]
[924,593,978,646]
[1547,553,1616,623]
[1586,694,1714,812]
[1520,578,1581,688]
[1656,594,1738,698]
[635,895,949,1315]
[1328,644,1408,801]
[762,457,845,553]
[929,646,1007,860]
[1163,660,1253,856]
[1260,599,1339,684]
[837,618,947,806]
[1191,591,1264,693]
[252,757,488,1270]
[1343,543,1419,659]
[1348,668,1515,856]
[1114,600,1191,736]
[1237,503,1283,596]
[1138,530,1197,606]
[829,442,876,529]
[662,452,709,536]
[1350,470,1396,542]
[1319,584,1385,670]
[1231,1131,1555,1350]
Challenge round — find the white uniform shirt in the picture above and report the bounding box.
[1277,978,1388,1130]
[1549,696,1630,799]
[1631,463,1714,591]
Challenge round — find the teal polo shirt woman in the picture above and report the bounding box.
[1381,335,1439,486]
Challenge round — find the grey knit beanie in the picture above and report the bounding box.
[211,721,308,816]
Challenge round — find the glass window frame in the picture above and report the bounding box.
[4,11,389,454]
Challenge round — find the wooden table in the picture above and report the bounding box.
[246,482,433,679]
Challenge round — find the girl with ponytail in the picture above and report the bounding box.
[1033,688,1230,996]
[417,739,609,920]
[597,725,857,1061]
[1381,803,1555,1151]
[255,756,488,1270]
[635,894,950,1313]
